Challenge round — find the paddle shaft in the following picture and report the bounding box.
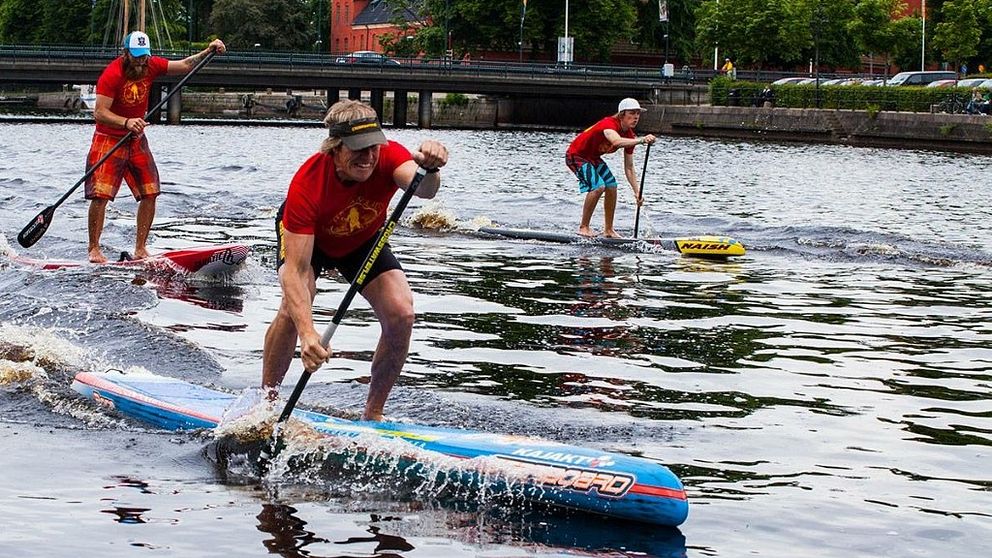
[275,167,430,424]
[17,50,217,248]
[633,143,651,239]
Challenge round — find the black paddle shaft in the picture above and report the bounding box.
[275,166,431,424]
[17,50,217,248]
[633,142,652,240]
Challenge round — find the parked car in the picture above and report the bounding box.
[957,78,989,88]
[771,77,808,86]
[925,79,959,88]
[334,51,401,66]
[885,70,956,86]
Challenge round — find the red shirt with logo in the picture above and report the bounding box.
[281,141,413,258]
[95,56,169,137]
[566,116,635,163]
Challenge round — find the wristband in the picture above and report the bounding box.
[124,118,130,130]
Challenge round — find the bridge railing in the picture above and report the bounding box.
[0,44,694,86]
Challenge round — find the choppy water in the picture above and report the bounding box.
[1,120,990,557]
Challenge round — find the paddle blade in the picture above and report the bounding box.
[17,205,56,248]
[674,236,746,258]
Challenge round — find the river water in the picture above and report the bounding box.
[1,119,990,557]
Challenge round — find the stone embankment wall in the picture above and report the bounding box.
[25,88,992,153]
[642,105,992,154]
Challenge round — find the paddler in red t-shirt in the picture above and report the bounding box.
[565,97,656,238]
[85,31,226,263]
[263,100,448,421]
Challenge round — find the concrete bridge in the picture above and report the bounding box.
[0,46,703,128]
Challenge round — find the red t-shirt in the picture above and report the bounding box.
[565,116,635,162]
[282,141,413,258]
[94,56,169,137]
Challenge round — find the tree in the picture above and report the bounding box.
[932,0,980,71]
[889,13,923,70]
[797,0,860,70]
[848,0,906,70]
[695,0,807,69]
[0,0,85,44]
[210,0,311,50]
[630,0,698,65]
[416,0,636,62]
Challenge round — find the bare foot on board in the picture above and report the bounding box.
[577,226,598,238]
[88,248,108,264]
[132,248,151,260]
[603,229,623,239]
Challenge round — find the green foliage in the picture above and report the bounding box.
[420,0,635,62]
[889,15,924,70]
[0,0,44,43]
[939,123,956,136]
[695,0,808,69]
[710,77,981,113]
[932,0,980,67]
[631,0,696,63]
[848,0,906,61]
[210,0,312,50]
[441,92,469,107]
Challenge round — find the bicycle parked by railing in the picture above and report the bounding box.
[937,94,968,114]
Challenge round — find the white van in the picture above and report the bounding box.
[886,71,957,86]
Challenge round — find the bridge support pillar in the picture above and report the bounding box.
[148,85,163,123]
[166,87,182,124]
[326,88,340,108]
[393,90,408,128]
[348,88,361,101]
[370,90,384,120]
[417,90,432,129]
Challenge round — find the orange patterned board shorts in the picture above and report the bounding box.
[84,132,161,201]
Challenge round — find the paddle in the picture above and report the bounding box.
[17,50,217,249]
[267,166,431,455]
[632,143,651,239]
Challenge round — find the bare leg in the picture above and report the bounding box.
[579,189,604,237]
[359,269,415,421]
[133,196,156,259]
[602,188,621,238]
[262,267,317,392]
[87,199,109,263]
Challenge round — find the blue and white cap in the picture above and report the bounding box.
[123,31,151,57]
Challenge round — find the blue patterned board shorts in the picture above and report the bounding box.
[566,154,617,193]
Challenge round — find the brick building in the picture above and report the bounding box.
[328,0,421,55]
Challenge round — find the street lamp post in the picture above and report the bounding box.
[519,1,527,62]
[814,0,821,108]
[921,0,926,71]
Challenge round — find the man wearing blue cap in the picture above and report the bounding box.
[85,31,226,263]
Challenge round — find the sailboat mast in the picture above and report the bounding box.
[122,0,130,38]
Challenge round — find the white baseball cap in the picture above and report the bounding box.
[618,97,645,112]
[123,31,151,57]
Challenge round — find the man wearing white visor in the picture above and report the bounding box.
[565,97,656,238]
[263,100,448,421]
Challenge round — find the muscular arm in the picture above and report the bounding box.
[93,94,129,130]
[394,161,440,199]
[167,39,226,75]
[623,151,639,194]
[393,139,448,198]
[278,229,328,372]
[604,128,644,150]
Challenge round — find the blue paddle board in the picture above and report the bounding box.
[71,369,688,526]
